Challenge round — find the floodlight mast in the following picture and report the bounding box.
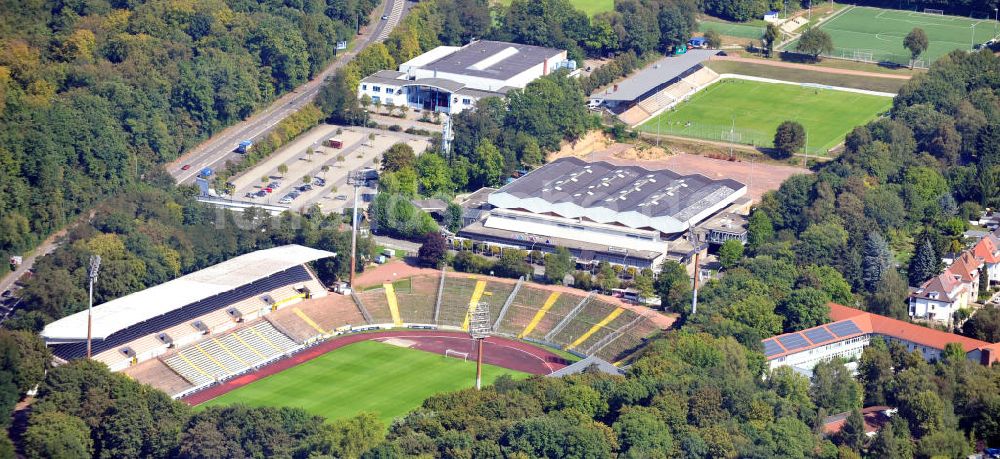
[348,169,366,288]
[469,300,491,390]
[87,255,102,359]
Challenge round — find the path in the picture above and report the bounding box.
[168,0,409,184]
[710,55,913,80]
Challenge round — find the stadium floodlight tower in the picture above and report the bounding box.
[86,254,101,358]
[468,300,491,390]
[347,169,368,288]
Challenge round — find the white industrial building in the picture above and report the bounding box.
[456,158,748,270]
[358,40,569,114]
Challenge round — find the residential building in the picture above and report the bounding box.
[909,271,971,325]
[972,234,1000,284]
[357,40,569,115]
[763,303,1000,377]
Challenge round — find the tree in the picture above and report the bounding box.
[862,232,893,293]
[762,23,780,57]
[961,306,1000,342]
[381,143,416,172]
[302,175,312,184]
[899,390,944,438]
[596,261,620,292]
[544,247,573,284]
[23,411,93,459]
[810,358,863,413]
[747,210,774,252]
[718,240,744,269]
[907,237,940,287]
[417,232,446,268]
[634,269,656,302]
[795,28,834,60]
[277,164,289,176]
[773,120,806,158]
[656,261,691,313]
[473,139,505,188]
[777,287,830,332]
[703,30,722,49]
[838,409,866,451]
[903,28,928,69]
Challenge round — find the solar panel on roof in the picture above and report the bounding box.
[803,327,834,344]
[828,320,863,337]
[777,334,809,351]
[762,339,784,357]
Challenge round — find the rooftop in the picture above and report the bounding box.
[762,303,996,360]
[489,157,746,234]
[548,356,625,377]
[910,272,963,302]
[598,49,720,102]
[41,245,335,341]
[416,41,564,81]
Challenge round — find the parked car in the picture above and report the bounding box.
[299,185,313,192]
[181,164,192,171]
[381,15,388,20]
[245,192,256,199]
[335,194,348,201]
[268,181,280,189]
[263,187,273,193]
[255,190,267,197]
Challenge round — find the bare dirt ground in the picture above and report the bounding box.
[710,55,912,80]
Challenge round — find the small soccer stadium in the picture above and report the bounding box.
[638,78,893,154]
[789,5,1000,66]
[41,245,663,422]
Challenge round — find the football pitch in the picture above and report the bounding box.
[196,340,529,424]
[638,79,892,155]
[570,0,614,16]
[807,6,999,65]
[698,20,765,40]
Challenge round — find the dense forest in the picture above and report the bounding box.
[0,0,381,270]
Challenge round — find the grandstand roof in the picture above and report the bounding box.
[488,157,746,234]
[41,245,335,342]
[414,40,565,81]
[599,49,720,102]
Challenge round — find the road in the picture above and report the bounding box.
[168,0,409,185]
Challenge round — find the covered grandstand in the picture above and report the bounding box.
[41,245,334,373]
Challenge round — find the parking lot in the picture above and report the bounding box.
[228,123,431,214]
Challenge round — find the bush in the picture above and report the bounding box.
[453,251,493,274]
[773,120,806,158]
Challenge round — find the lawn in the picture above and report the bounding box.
[570,0,614,16]
[197,340,529,424]
[697,20,765,40]
[638,79,892,155]
[801,6,999,66]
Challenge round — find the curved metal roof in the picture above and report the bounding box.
[41,245,335,342]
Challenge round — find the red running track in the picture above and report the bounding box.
[181,330,571,406]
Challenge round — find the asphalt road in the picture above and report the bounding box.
[169,0,408,185]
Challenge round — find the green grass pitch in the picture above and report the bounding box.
[196,341,529,424]
[569,0,614,16]
[697,20,765,40]
[809,6,999,65]
[638,79,892,154]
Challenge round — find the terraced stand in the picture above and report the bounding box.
[548,299,621,349]
[355,287,394,324]
[393,276,440,324]
[437,276,481,327]
[496,286,585,340]
[163,321,299,387]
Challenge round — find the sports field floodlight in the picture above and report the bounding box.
[348,169,367,288]
[87,254,102,358]
[469,300,491,390]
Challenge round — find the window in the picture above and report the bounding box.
[462,98,472,105]
[362,84,367,90]
[372,96,381,104]
[386,98,394,105]
[372,86,381,93]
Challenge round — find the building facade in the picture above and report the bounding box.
[456,158,747,271]
[358,41,569,115]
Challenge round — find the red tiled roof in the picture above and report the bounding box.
[828,303,992,353]
[909,272,963,302]
[821,406,892,435]
[972,236,1000,264]
[949,252,982,283]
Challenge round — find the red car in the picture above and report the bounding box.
[181,164,192,171]
[263,187,273,193]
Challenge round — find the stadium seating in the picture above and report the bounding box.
[51,265,314,361]
[393,275,440,324]
[355,288,394,324]
[547,299,621,348]
[568,307,635,351]
[437,276,482,326]
[591,318,661,363]
[122,358,194,396]
[496,286,585,340]
[163,321,299,387]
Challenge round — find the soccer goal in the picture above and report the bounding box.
[444,349,469,361]
[923,8,945,15]
[851,49,875,63]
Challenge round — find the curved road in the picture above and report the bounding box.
[169,0,408,185]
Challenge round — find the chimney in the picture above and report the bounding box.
[543,59,548,75]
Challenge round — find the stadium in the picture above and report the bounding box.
[40,245,665,418]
